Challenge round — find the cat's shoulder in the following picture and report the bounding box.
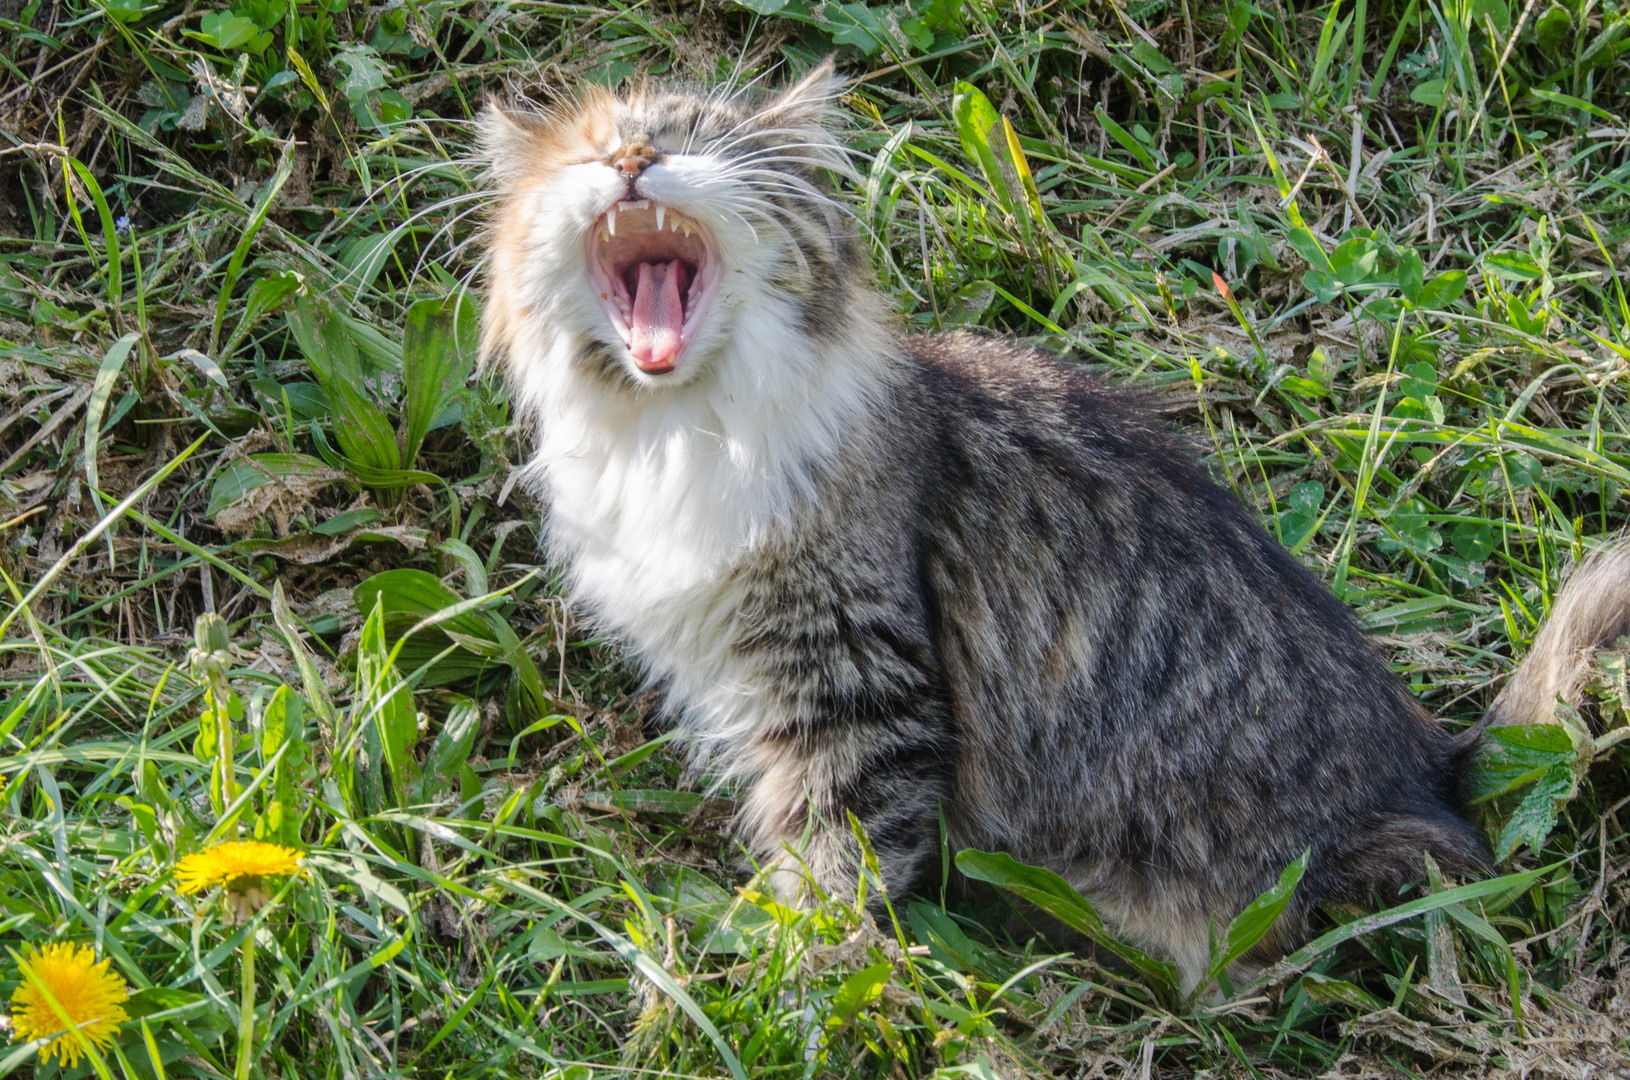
[900,329,1158,433]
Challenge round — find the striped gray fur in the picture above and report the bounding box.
[478,61,1630,995]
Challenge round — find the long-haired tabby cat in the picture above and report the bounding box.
[477,61,1630,993]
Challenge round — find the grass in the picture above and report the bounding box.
[1,0,1629,1075]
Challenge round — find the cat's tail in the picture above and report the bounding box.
[1457,538,1630,748]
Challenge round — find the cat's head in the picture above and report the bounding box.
[479,60,873,391]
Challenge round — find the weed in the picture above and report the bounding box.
[1,0,1628,1076]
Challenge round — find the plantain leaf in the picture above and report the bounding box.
[354,569,509,689]
[955,849,1180,1003]
[401,294,477,469]
[416,695,480,804]
[355,594,419,811]
[951,82,1013,213]
[206,452,344,519]
[829,960,893,1026]
[255,684,310,846]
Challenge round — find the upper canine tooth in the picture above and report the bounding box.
[655,206,665,230]
[606,208,617,236]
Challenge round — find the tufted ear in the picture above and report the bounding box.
[478,96,551,182]
[755,57,842,130]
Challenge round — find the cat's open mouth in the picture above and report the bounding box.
[587,199,719,374]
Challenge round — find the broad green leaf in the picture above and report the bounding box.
[1275,482,1324,548]
[1411,79,1446,106]
[354,569,491,640]
[1398,248,1425,302]
[1195,849,1308,1000]
[439,537,487,595]
[84,332,140,516]
[1286,227,1333,274]
[333,44,390,103]
[339,232,396,290]
[1417,270,1467,309]
[955,849,1180,1002]
[906,901,1015,979]
[1375,497,1441,556]
[1452,521,1494,560]
[1094,105,1156,171]
[312,507,387,536]
[401,295,477,470]
[1303,269,1342,302]
[1535,5,1573,52]
[187,14,260,50]
[1330,238,1380,285]
[256,685,309,845]
[329,377,400,472]
[258,684,299,761]
[1485,252,1543,281]
[251,379,331,420]
[1466,724,1580,858]
[310,421,440,489]
[1300,972,1386,1011]
[1399,361,1438,402]
[1472,0,1510,32]
[355,595,419,809]
[1131,41,1177,74]
[417,696,480,803]
[354,569,506,688]
[829,960,893,1025]
[826,3,890,55]
[1496,764,1575,858]
[952,83,1012,211]
[288,292,364,386]
[1277,376,1329,397]
[205,453,343,519]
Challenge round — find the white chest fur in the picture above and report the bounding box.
[511,307,895,766]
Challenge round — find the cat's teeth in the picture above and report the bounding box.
[655,206,665,230]
[680,223,693,237]
[598,228,610,243]
[606,207,617,236]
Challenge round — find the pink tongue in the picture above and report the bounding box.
[629,260,688,370]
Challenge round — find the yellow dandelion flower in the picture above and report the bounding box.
[175,840,304,923]
[9,942,130,1068]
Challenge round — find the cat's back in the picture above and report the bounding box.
[896,331,1265,564]
[888,332,1473,873]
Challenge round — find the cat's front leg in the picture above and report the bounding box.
[741,718,954,911]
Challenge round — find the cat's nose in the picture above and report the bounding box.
[614,155,651,179]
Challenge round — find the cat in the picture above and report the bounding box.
[476,60,1630,994]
